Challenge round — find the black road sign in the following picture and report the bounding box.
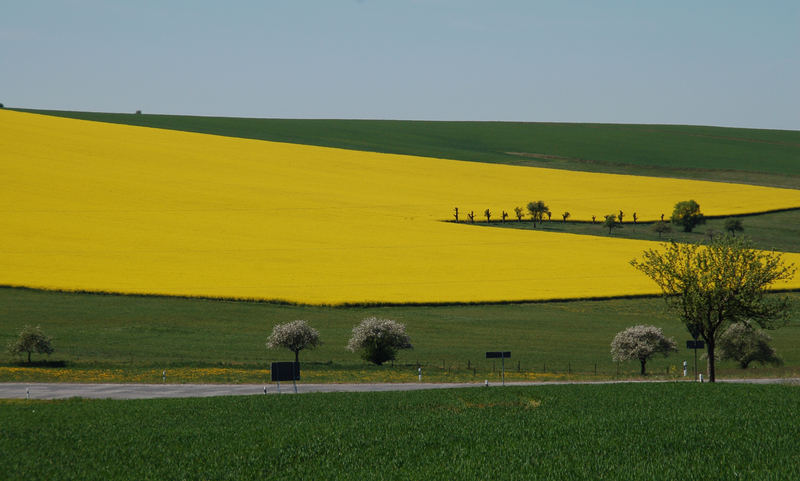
[486,351,511,359]
[271,362,300,382]
[688,325,701,340]
[686,340,705,349]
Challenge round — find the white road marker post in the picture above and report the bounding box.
[418,367,422,382]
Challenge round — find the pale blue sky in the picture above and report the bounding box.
[2,1,798,129]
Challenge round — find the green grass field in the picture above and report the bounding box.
[2,288,799,383]
[17,109,800,188]
[2,383,798,480]
[474,209,800,253]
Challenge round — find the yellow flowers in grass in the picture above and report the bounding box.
[2,109,800,304]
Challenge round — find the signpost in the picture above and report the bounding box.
[686,340,705,382]
[486,351,511,386]
[686,325,704,382]
[271,361,300,393]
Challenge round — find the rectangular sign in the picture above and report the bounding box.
[486,351,511,359]
[271,362,300,382]
[686,340,705,349]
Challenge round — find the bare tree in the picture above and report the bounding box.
[561,211,570,223]
[453,207,459,223]
[484,209,491,223]
[514,206,524,222]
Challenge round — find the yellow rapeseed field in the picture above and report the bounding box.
[2,109,800,304]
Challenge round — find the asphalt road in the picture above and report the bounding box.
[1,378,797,400]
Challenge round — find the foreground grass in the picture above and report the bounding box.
[2,288,800,382]
[476,209,800,253]
[2,383,799,480]
[18,109,800,189]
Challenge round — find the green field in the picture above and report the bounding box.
[2,383,798,480]
[17,109,800,188]
[475,209,800,253]
[2,288,799,382]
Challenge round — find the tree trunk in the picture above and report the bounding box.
[27,351,31,363]
[640,359,646,375]
[294,350,299,365]
[706,339,716,382]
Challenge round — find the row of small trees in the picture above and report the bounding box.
[611,323,781,376]
[454,201,560,225]
[455,199,746,239]
[266,317,412,366]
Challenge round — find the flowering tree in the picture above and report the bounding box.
[718,322,782,369]
[346,317,412,365]
[611,325,677,375]
[266,320,321,364]
[7,325,54,363]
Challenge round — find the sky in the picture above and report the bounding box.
[2,1,798,130]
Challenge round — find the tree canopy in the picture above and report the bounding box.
[7,325,54,363]
[603,214,621,234]
[630,235,795,381]
[671,200,705,232]
[652,221,672,239]
[346,317,412,365]
[610,325,677,375]
[724,218,744,236]
[718,322,782,369]
[526,201,550,227]
[266,320,321,363]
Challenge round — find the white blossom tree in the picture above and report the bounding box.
[346,317,412,365]
[718,322,782,369]
[266,320,321,364]
[611,325,677,375]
